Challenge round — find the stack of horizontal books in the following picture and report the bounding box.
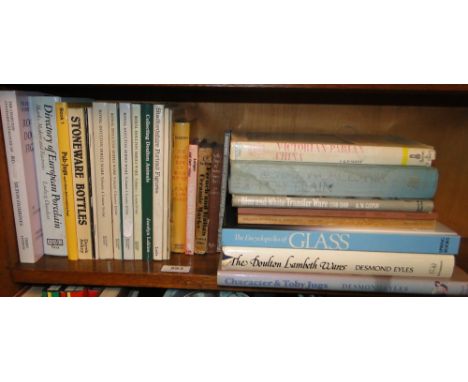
[218,132,468,295]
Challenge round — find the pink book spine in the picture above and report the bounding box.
[185,143,198,255]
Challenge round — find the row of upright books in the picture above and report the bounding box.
[218,132,468,295]
[0,91,227,263]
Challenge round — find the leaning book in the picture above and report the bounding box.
[0,91,44,263]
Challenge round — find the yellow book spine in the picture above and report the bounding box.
[56,103,79,261]
[194,146,213,254]
[68,107,93,260]
[170,122,190,253]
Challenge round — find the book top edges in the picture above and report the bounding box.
[231,132,434,149]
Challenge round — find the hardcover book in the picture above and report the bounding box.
[221,224,460,254]
[217,265,468,296]
[232,195,434,212]
[29,96,67,256]
[229,161,438,199]
[207,144,223,253]
[221,246,455,278]
[0,91,44,263]
[170,122,190,253]
[194,142,213,254]
[230,133,436,166]
[185,141,199,255]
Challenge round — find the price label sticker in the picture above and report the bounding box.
[161,265,191,273]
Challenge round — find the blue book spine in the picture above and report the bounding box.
[221,228,460,254]
[229,161,438,199]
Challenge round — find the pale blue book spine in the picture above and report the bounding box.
[229,161,438,199]
[221,228,460,254]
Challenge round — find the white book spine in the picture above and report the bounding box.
[29,96,67,255]
[185,144,198,255]
[222,246,455,278]
[163,109,173,260]
[120,103,134,260]
[86,107,99,259]
[217,269,468,296]
[108,103,122,260]
[92,103,113,259]
[132,104,142,260]
[152,105,164,260]
[231,142,436,166]
[0,92,43,263]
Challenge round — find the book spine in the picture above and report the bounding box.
[120,103,134,260]
[163,109,173,259]
[86,106,99,260]
[132,104,142,260]
[109,103,122,260]
[0,92,43,263]
[232,195,434,212]
[231,141,435,166]
[221,228,460,254]
[207,145,223,253]
[194,145,212,254]
[185,143,198,255]
[229,161,438,199]
[217,269,468,296]
[68,107,93,259]
[170,122,190,253]
[141,104,153,260]
[56,103,78,260]
[29,96,67,256]
[152,105,164,260]
[237,214,436,229]
[221,246,455,278]
[217,131,231,252]
[92,103,113,259]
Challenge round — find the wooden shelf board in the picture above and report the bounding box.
[11,253,220,290]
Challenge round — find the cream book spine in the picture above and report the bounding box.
[86,107,99,259]
[132,104,142,260]
[69,106,93,259]
[222,246,455,278]
[109,103,122,260]
[163,109,173,260]
[185,143,198,255]
[28,96,67,256]
[152,104,164,260]
[92,103,113,259]
[0,91,44,263]
[120,103,134,260]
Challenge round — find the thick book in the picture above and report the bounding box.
[238,208,437,220]
[229,161,438,199]
[152,104,164,260]
[217,265,468,296]
[56,103,79,260]
[141,104,153,260]
[92,103,113,260]
[170,122,190,253]
[120,103,134,260]
[194,143,213,254]
[221,246,454,278]
[132,104,142,260]
[230,133,436,166]
[109,103,122,260]
[0,91,44,263]
[238,214,436,229]
[29,96,67,256]
[68,106,93,259]
[221,224,460,254]
[185,141,199,255]
[207,144,223,253]
[217,131,231,251]
[232,194,434,212]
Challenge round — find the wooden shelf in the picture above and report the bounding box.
[11,253,220,290]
